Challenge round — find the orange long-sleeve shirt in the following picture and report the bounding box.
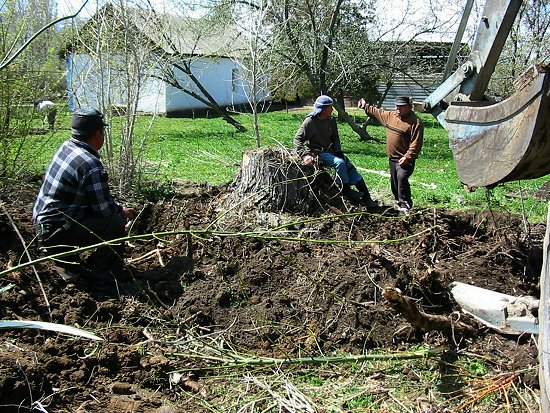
[364,105,424,162]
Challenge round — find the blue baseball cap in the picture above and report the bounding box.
[307,95,333,117]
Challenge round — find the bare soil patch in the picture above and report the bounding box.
[0,178,544,412]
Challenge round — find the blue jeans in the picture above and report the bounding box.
[318,152,363,185]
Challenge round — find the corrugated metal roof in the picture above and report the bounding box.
[378,73,442,109]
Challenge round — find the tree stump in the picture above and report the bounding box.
[222,147,342,215]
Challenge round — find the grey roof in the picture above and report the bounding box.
[84,3,246,58]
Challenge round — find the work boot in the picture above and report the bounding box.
[342,184,363,201]
[50,257,91,282]
[355,180,378,208]
[397,201,411,216]
[97,267,139,294]
[361,196,379,208]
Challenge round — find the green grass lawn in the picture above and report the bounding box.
[19,107,549,221]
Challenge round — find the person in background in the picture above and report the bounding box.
[357,96,424,214]
[294,95,377,207]
[33,108,137,295]
[35,99,57,130]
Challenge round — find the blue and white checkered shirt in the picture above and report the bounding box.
[33,137,122,229]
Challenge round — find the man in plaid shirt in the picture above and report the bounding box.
[33,108,137,294]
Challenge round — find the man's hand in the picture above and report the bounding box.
[357,98,367,109]
[123,207,138,221]
[303,155,314,166]
[398,156,409,166]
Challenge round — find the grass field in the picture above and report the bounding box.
[20,106,549,222]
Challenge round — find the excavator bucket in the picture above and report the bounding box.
[450,281,539,335]
[445,65,550,189]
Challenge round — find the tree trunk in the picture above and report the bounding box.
[332,98,380,143]
[222,147,344,215]
[217,106,247,133]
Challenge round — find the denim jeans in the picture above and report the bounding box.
[318,152,363,185]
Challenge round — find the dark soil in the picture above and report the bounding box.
[0,178,544,412]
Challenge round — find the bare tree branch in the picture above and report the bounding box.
[0,0,89,71]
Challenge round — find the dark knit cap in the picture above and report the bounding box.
[395,96,412,106]
[71,108,109,137]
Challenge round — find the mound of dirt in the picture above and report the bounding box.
[0,179,544,412]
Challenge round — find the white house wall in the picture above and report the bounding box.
[165,57,262,113]
[68,53,168,114]
[137,75,167,114]
[68,53,267,115]
[67,53,108,110]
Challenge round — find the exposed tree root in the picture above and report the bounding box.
[382,287,477,336]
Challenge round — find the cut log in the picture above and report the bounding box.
[223,147,344,214]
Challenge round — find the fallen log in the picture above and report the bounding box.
[382,287,477,336]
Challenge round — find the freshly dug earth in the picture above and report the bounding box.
[0,178,544,412]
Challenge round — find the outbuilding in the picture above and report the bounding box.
[67,4,268,116]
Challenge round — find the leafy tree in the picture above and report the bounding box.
[0,0,73,176]
[228,0,380,140]
[229,0,459,140]
[489,0,550,97]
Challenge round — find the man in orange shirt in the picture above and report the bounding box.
[358,96,424,213]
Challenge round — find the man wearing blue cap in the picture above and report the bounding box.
[33,108,137,294]
[294,95,377,206]
[358,96,424,214]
